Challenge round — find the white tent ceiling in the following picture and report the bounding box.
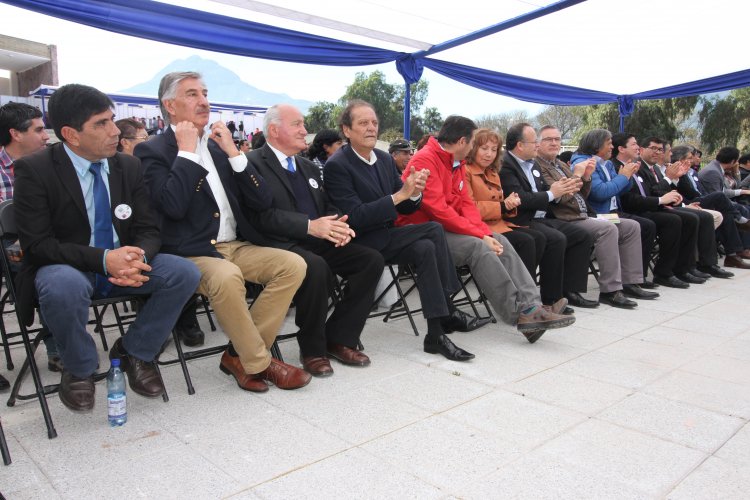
[160,0,747,96]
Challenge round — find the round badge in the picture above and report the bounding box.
[637,176,643,182]
[308,178,319,189]
[459,180,464,191]
[114,204,132,220]
[533,170,541,178]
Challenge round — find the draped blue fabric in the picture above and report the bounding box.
[2,0,398,66]
[5,0,750,131]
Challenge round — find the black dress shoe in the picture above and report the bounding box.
[441,309,492,333]
[0,373,9,392]
[622,284,659,300]
[60,371,95,412]
[109,338,165,398]
[653,275,689,289]
[640,280,659,289]
[688,268,711,279]
[563,292,599,308]
[174,323,205,347]
[676,272,706,284]
[697,264,734,279]
[599,290,637,309]
[423,334,475,361]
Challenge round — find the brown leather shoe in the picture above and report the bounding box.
[725,255,750,269]
[738,249,750,259]
[59,371,95,412]
[109,338,165,398]
[301,356,334,377]
[219,350,269,393]
[517,306,576,334]
[327,343,371,367]
[542,297,569,315]
[253,358,311,390]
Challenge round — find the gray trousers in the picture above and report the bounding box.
[568,217,642,293]
[445,232,540,325]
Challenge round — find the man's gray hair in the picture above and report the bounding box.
[671,145,692,163]
[262,104,283,137]
[577,128,612,156]
[158,71,203,126]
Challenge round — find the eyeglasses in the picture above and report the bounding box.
[647,146,664,152]
[540,137,562,143]
[124,135,149,141]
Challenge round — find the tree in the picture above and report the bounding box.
[699,89,750,153]
[337,70,435,141]
[474,110,532,138]
[304,101,341,133]
[534,105,585,140]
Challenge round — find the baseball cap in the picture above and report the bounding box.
[389,139,413,154]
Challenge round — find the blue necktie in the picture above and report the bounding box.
[89,162,114,297]
[286,156,295,173]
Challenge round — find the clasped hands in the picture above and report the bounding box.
[309,214,355,247]
[105,246,151,288]
[393,166,429,204]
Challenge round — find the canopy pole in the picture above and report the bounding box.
[403,80,411,140]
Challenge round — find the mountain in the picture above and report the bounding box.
[119,55,313,112]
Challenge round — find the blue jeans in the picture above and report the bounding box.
[35,254,200,378]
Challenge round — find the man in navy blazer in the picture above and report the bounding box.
[245,104,383,376]
[14,84,201,412]
[136,72,310,393]
[324,100,487,362]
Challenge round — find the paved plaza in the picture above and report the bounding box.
[2,268,750,499]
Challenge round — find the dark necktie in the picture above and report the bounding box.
[89,162,114,297]
[286,156,295,173]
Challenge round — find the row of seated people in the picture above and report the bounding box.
[0,71,743,416]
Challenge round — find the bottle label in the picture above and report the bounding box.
[107,394,127,417]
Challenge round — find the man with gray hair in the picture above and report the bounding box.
[245,104,383,376]
[136,72,312,393]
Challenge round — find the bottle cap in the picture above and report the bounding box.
[111,358,120,367]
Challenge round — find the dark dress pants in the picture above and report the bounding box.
[290,239,384,356]
[504,227,563,305]
[619,212,656,278]
[673,207,717,267]
[379,222,460,320]
[640,209,695,277]
[530,219,594,294]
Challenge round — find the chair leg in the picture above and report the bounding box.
[7,329,57,439]
[382,265,420,336]
[167,329,195,395]
[91,305,109,351]
[0,417,10,465]
[199,295,217,332]
[152,362,169,403]
[270,340,283,361]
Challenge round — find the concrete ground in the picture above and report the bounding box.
[2,268,750,499]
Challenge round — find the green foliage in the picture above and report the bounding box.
[304,101,341,133]
[699,89,750,153]
[303,71,437,141]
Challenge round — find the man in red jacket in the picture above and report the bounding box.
[397,116,574,343]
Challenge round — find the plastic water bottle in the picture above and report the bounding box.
[107,358,127,427]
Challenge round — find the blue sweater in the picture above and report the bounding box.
[571,153,632,214]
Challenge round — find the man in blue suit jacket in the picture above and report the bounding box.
[136,72,310,393]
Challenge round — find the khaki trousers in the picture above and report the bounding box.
[188,241,306,374]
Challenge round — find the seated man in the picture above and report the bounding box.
[500,123,598,308]
[0,101,50,390]
[14,84,201,412]
[397,115,574,344]
[640,137,730,282]
[672,145,750,270]
[137,72,310,393]
[557,128,658,306]
[246,104,384,376]
[324,100,488,361]
[590,132,658,290]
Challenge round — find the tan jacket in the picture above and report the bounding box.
[537,157,593,221]
[464,163,519,234]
